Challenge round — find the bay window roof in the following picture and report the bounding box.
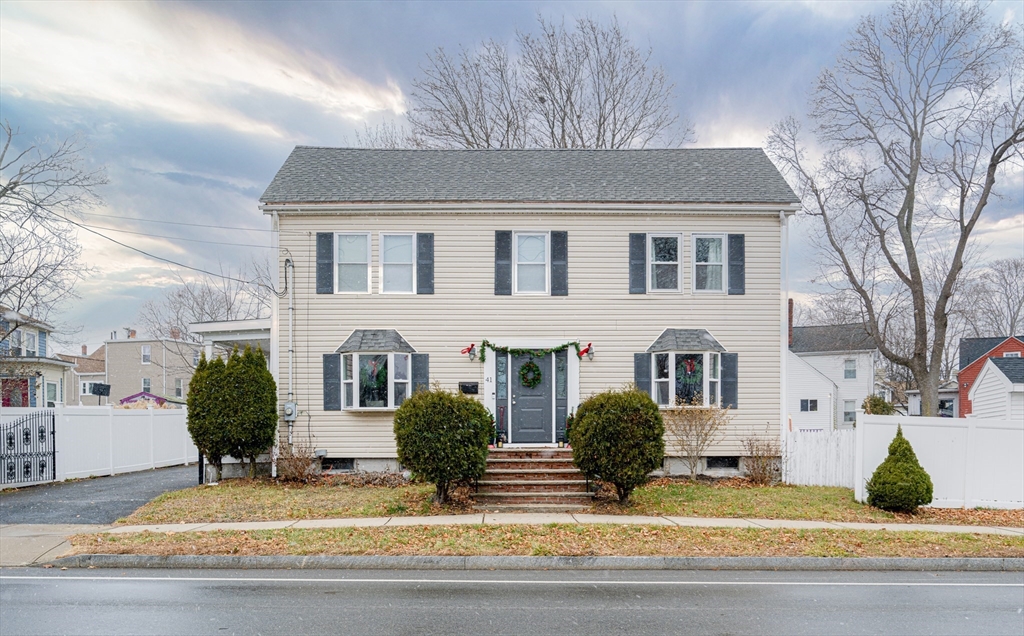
[647,329,725,353]
[335,329,415,354]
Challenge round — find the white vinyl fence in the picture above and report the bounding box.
[0,406,198,488]
[786,412,1023,509]
[785,428,856,488]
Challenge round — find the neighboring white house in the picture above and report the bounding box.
[906,379,959,417]
[968,357,1024,421]
[788,323,883,429]
[260,147,800,472]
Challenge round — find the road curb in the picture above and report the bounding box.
[48,554,1024,571]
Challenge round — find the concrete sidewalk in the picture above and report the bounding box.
[3,515,1022,567]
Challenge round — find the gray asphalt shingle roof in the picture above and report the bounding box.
[990,357,1024,384]
[260,147,800,205]
[647,329,726,353]
[959,336,1024,370]
[335,330,415,354]
[790,324,876,354]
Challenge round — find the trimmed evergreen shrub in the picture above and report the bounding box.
[862,394,895,415]
[187,352,230,481]
[225,345,278,478]
[393,386,493,504]
[568,386,665,503]
[866,425,933,513]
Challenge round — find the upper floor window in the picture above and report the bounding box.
[142,377,151,393]
[342,352,410,410]
[141,345,152,364]
[515,232,549,294]
[844,359,856,379]
[25,332,36,356]
[800,399,818,412]
[1004,352,1021,358]
[336,233,371,293]
[693,234,725,292]
[10,330,22,356]
[175,378,184,398]
[380,233,415,293]
[649,234,680,292]
[651,351,721,407]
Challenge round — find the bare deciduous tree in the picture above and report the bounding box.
[405,15,692,149]
[1,122,105,335]
[963,257,1024,337]
[768,0,1023,416]
[662,396,731,480]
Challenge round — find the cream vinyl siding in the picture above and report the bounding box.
[276,209,784,458]
[969,364,1013,419]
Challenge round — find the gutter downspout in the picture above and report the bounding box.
[287,258,295,447]
[779,210,790,480]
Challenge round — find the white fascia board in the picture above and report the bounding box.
[261,202,802,216]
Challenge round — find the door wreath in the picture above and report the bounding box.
[519,360,542,388]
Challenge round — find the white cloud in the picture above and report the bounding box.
[0,1,406,138]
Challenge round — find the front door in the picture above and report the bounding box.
[510,353,553,443]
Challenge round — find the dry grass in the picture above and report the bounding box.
[71,525,1024,559]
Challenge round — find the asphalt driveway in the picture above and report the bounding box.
[0,465,198,525]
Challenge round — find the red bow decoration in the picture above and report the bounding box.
[461,344,476,355]
[578,343,592,357]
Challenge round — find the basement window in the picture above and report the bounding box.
[706,456,740,470]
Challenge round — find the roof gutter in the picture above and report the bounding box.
[260,202,803,216]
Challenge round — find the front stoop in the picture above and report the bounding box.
[474,449,595,511]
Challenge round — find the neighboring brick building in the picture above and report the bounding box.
[958,336,1024,417]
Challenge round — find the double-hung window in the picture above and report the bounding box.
[380,233,415,293]
[342,352,410,409]
[175,378,183,398]
[514,232,548,294]
[141,345,151,364]
[10,330,22,356]
[25,332,37,356]
[336,233,371,293]
[649,234,680,292]
[652,351,721,407]
[844,359,856,379]
[843,400,856,424]
[693,234,725,292]
[142,378,151,393]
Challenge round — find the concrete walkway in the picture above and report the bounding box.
[3,515,1021,567]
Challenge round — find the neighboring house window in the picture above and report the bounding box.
[1004,352,1021,358]
[341,352,410,410]
[10,330,22,356]
[336,233,370,293]
[25,332,37,356]
[693,234,726,292]
[938,399,955,418]
[651,351,721,407]
[193,350,200,366]
[380,233,415,293]
[648,234,680,292]
[514,232,549,294]
[142,378,151,393]
[800,399,818,412]
[843,400,856,423]
[175,378,183,398]
[141,345,152,364]
[46,382,57,408]
[844,359,856,379]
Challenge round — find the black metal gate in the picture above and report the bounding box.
[1,410,56,486]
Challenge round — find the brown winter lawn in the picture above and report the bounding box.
[119,476,1024,528]
[71,525,1024,559]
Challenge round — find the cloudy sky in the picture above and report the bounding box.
[1,0,1021,353]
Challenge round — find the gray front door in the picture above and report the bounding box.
[510,354,553,443]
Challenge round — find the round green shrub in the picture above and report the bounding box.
[862,394,895,415]
[866,425,933,513]
[393,386,493,504]
[568,386,665,503]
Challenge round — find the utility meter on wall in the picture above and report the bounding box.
[282,401,297,421]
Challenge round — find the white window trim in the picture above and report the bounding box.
[691,233,728,294]
[142,378,151,393]
[334,232,371,294]
[1003,352,1021,358]
[141,344,152,364]
[647,233,682,293]
[513,231,550,295]
[378,232,417,295]
[175,378,184,398]
[341,351,411,411]
[651,351,722,408]
[25,332,37,356]
[844,358,857,379]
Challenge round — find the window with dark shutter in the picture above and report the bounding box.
[634,353,651,394]
[323,354,341,411]
[551,231,568,296]
[416,233,434,294]
[629,233,647,294]
[412,354,429,393]
[721,353,738,408]
[316,233,334,294]
[494,231,512,295]
[728,234,745,295]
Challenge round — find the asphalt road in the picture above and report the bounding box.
[1,568,1022,635]
[0,465,197,524]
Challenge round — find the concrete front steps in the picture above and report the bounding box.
[473,448,595,511]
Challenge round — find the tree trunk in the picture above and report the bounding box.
[435,482,449,505]
[915,365,941,418]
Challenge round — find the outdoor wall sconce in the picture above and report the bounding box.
[462,343,477,361]
[578,342,594,360]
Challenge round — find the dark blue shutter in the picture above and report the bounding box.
[38,331,47,357]
[411,354,429,393]
[728,234,745,295]
[629,233,647,294]
[0,320,8,355]
[721,353,738,408]
[316,233,334,294]
[416,233,434,294]
[494,231,512,295]
[551,231,568,296]
[323,354,341,411]
[634,353,651,395]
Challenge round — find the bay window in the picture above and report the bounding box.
[342,352,410,409]
[652,351,721,407]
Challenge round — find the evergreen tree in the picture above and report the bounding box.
[866,425,933,513]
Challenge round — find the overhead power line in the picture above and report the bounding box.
[78,222,274,249]
[80,211,273,233]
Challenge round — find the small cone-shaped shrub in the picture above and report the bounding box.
[866,425,933,513]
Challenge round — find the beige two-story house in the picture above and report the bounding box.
[261,148,800,472]
[104,337,201,404]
